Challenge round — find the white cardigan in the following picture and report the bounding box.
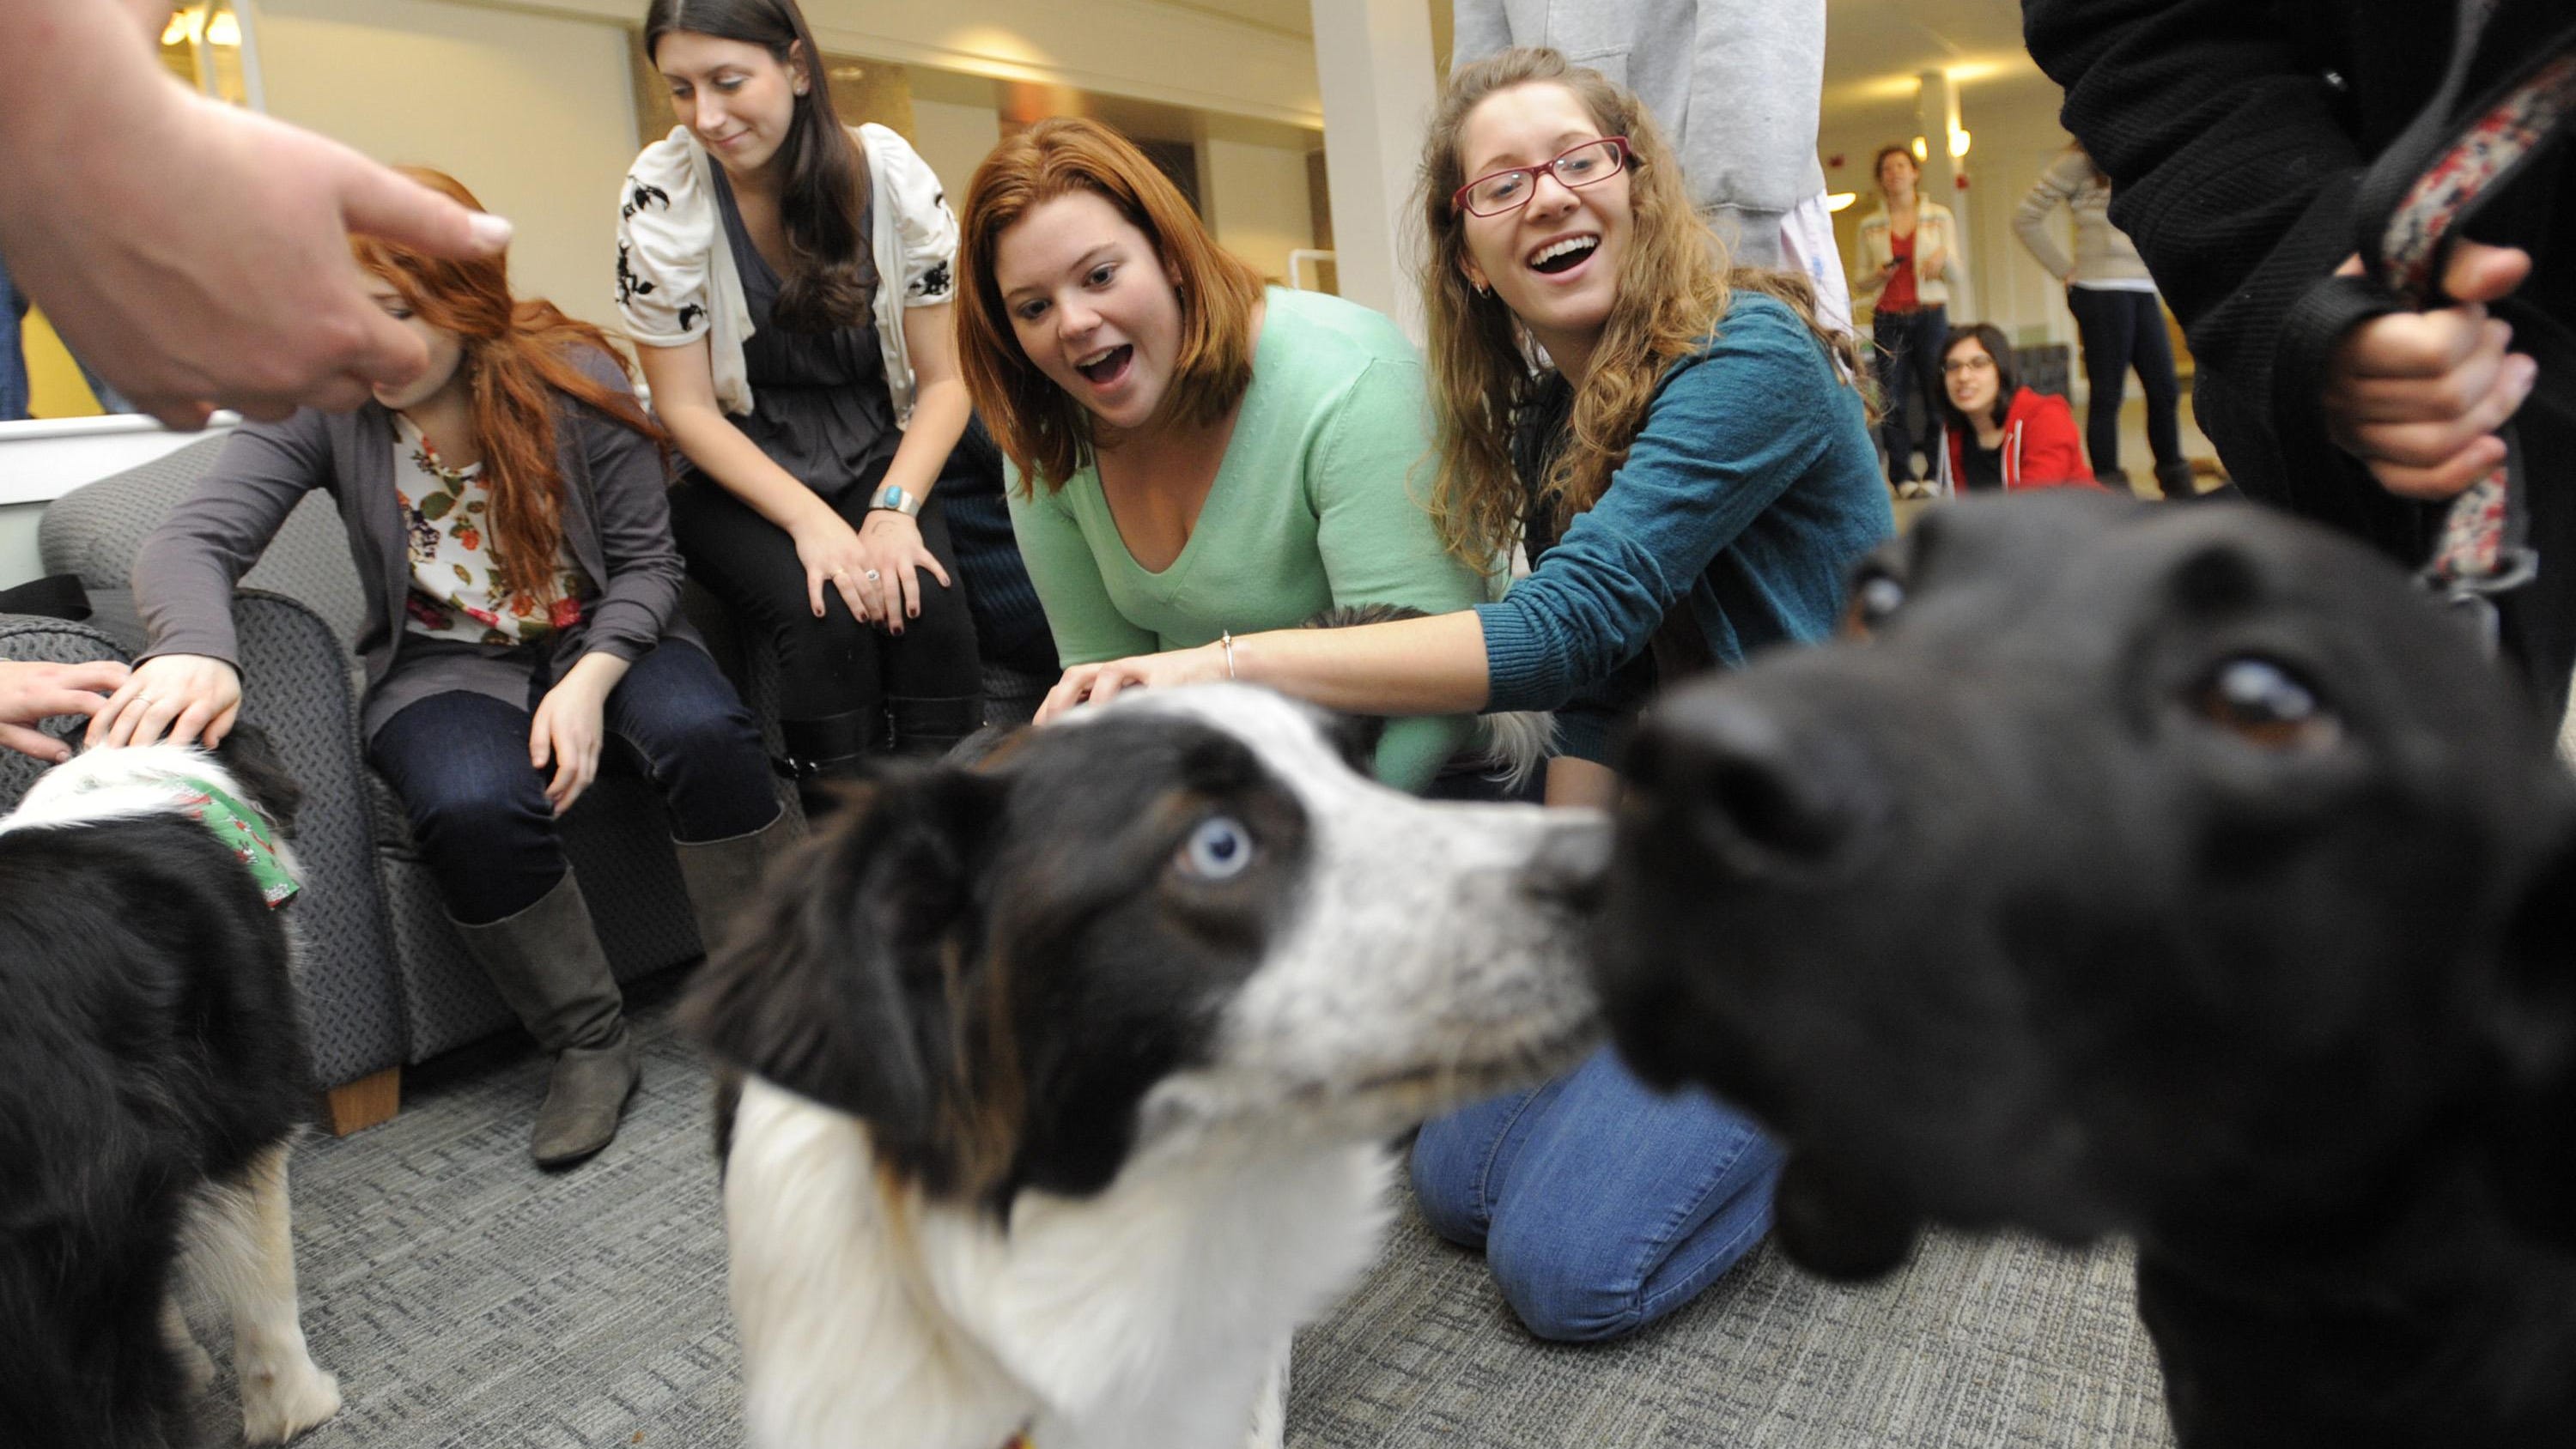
[616,122,957,425]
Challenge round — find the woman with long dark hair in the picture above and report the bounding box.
[100,168,788,1169]
[619,0,986,797]
[1030,50,1893,1339]
[1931,322,2095,493]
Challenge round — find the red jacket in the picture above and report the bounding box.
[1937,387,2097,493]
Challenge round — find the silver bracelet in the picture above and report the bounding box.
[1219,630,1236,681]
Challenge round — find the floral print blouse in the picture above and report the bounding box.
[394,415,588,646]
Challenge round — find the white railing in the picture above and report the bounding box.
[0,414,237,507]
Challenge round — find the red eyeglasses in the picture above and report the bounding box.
[1453,136,1631,218]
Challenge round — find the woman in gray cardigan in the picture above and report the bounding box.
[94,170,791,1170]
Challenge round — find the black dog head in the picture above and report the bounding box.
[1598,493,2576,1277]
[686,684,1605,1213]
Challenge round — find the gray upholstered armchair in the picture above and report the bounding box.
[18,435,740,1131]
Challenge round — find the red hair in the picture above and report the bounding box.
[955,118,1267,494]
[351,167,665,607]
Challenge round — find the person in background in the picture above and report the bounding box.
[1933,322,2095,494]
[100,168,788,1170]
[0,0,507,430]
[2011,142,2190,497]
[1450,0,1850,330]
[619,0,987,803]
[1853,144,1959,496]
[1031,49,1893,1342]
[954,117,1488,792]
[2025,0,2571,730]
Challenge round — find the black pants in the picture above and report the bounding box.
[1872,305,1947,481]
[2067,286,2184,483]
[669,470,981,731]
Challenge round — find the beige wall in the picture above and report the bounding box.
[1199,134,1322,286]
[255,0,641,328]
[908,93,1006,202]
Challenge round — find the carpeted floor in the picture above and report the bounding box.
[180,979,2176,1447]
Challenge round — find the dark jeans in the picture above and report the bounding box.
[1871,305,1948,480]
[669,465,981,727]
[369,640,778,925]
[2066,286,2184,482]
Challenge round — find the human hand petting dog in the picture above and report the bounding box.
[1035,643,1230,724]
[2324,241,2538,500]
[0,659,131,761]
[532,652,630,815]
[0,0,510,429]
[82,653,234,753]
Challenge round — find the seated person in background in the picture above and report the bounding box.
[620,0,988,802]
[1032,48,1893,1343]
[1933,323,2096,494]
[953,116,1488,793]
[93,168,789,1171]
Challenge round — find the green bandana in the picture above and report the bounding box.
[173,775,300,909]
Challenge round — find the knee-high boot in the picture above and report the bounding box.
[673,806,802,961]
[453,870,638,1170]
[888,693,984,761]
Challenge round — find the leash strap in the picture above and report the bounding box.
[2359,3,2576,634]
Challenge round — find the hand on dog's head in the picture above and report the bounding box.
[1600,493,2576,1276]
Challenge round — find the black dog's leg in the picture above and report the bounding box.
[1771,1151,1923,1282]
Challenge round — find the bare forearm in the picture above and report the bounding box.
[1230,610,1492,715]
[880,377,971,502]
[659,401,830,533]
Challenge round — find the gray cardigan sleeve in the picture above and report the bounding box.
[133,415,333,669]
[568,353,684,664]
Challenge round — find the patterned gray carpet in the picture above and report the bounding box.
[180,979,2176,1447]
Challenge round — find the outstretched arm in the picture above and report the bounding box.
[0,0,508,429]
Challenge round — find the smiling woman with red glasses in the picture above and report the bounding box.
[1032,47,1892,1342]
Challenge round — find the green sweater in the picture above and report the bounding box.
[1008,288,1486,791]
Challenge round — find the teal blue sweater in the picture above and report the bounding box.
[1477,293,1894,763]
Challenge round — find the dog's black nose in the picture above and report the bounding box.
[1629,696,1862,870]
[1522,815,1613,904]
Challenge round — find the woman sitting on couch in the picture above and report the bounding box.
[90,168,791,1171]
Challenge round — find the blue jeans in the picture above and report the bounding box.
[1411,1045,1784,1342]
[369,640,777,925]
[1871,305,1948,481]
[0,250,28,423]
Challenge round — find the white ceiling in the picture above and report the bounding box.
[1156,0,2054,110]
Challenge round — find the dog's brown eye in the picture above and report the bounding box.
[1176,815,1256,881]
[1842,570,1905,640]
[2192,658,2341,749]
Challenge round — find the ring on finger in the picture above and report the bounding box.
[864,568,881,582]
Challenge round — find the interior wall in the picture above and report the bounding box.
[1200,134,1324,285]
[254,0,641,328]
[908,94,1006,201]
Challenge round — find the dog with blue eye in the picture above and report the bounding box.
[686,684,1608,1449]
[1598,492,2576,1448]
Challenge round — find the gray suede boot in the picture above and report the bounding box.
[453,870,639,1170]
[674,807,801,961]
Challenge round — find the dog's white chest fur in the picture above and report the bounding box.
[726,1077,1392,1449]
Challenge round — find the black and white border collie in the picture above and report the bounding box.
[689,684,1608,1449]
[0,737,342,1448]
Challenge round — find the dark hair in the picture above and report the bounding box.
[645,0,875,332]
[355,167,665,608]
[1872,143,1918,187]
[1936,323,2022,433]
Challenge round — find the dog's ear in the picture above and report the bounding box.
[212,724,302,839]
[683,764,1011,1187]
[2481,816,2576,1247]
[1771,1150,1923,1282]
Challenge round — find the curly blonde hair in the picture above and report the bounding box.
[1416,48,1868,566]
